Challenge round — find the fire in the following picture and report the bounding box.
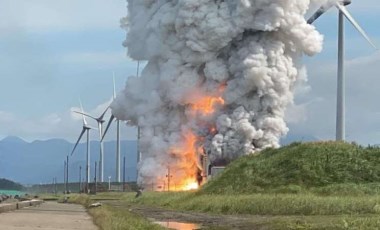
[165,89,225,191]
[182,182,199,191]
[190,96,224,115]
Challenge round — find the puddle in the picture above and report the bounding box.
[155,221,201,230]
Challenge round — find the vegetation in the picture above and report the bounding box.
[122,142,380,229]
[202,141,380,195]
[125,192,380,215]
[60,142,380,229]
[72,192,380,229]
[68,194,164,230]
[0,178,24,191]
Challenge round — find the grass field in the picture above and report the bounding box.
[63,142,380,229]
[69,192,380,229]
[68,194,165,230]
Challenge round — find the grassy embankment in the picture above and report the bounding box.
[124,142,380,229]
[67,142,380,229]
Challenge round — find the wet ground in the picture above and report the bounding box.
[103,200,268,230]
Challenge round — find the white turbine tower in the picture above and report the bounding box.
[308,0,377,141]
[136,61,141,180]
[71,100,95,187]
[73,106,108,183]
[103,63,141,183]
[102,75,121,183]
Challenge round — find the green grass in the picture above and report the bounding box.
[202,142,380,195]
[89,205,164,230]
[124,192,380,216]
[63,142,380,229]
[68,194,165,230]
[120,192,380,229]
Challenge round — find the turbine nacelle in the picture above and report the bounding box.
[308,0,376,49]
[341,0,352,6]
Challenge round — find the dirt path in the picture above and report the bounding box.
[0,201,98,230]
[103,200,268,230]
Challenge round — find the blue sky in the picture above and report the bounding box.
[0,0,379,144]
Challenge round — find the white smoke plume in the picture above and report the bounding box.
[112,0,324,188]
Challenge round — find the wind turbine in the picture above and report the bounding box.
[136,61,141,176]
[71,100,95,188]
[308,0,377,141]
[73,106,108,183]
[102,75,121,183]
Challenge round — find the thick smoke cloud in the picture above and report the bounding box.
[112,0,324,186]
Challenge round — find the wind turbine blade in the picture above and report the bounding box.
[336,4,377,49]
[101,114,115,141]
[87,125,98,130]
[307,3,334,24]
[78,98,88,125]
[73,111,98,121]
[71,128,86,156]
[113,72,116,99]
[99,106,110,120]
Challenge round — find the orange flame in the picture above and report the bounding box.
[190,96,224,115]
[165,88,225,191]
[182,182,199,191]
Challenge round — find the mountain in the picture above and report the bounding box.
[0,137,137,185]
[0,133,317,185]
[1,136,27,145]
[0,178,24,191]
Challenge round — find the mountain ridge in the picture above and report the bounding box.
[0,137,138,185]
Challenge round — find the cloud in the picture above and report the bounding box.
[290,50,380,144]
[0,99,137,142]
[0,0,127,34]
[61,51,128,67]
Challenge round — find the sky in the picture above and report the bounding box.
[0,0,380,145]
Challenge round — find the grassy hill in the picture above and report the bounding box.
[201,141,380,195]
[0,178,24,191]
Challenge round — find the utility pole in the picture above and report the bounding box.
[52,178,54,194]
[166,167,172,192]
[64,160,67,194]
[79,166,82,193]
[66,155,69,193]
[94,161,97,194]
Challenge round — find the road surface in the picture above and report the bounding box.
[0,201,98,230]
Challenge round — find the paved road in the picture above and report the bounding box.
[0,201,98,230]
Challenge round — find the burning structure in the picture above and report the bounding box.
[111,0,324,190]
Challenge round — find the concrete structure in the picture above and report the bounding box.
[0,200,43,213]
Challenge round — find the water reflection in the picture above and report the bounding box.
[155,221,201,230]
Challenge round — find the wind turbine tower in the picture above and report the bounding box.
[73,105,108,182]
[114,75,121,183]
[308,0,376,141]
[136,61,141,179]
[71,100,94,187]
[101,76,121,182]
